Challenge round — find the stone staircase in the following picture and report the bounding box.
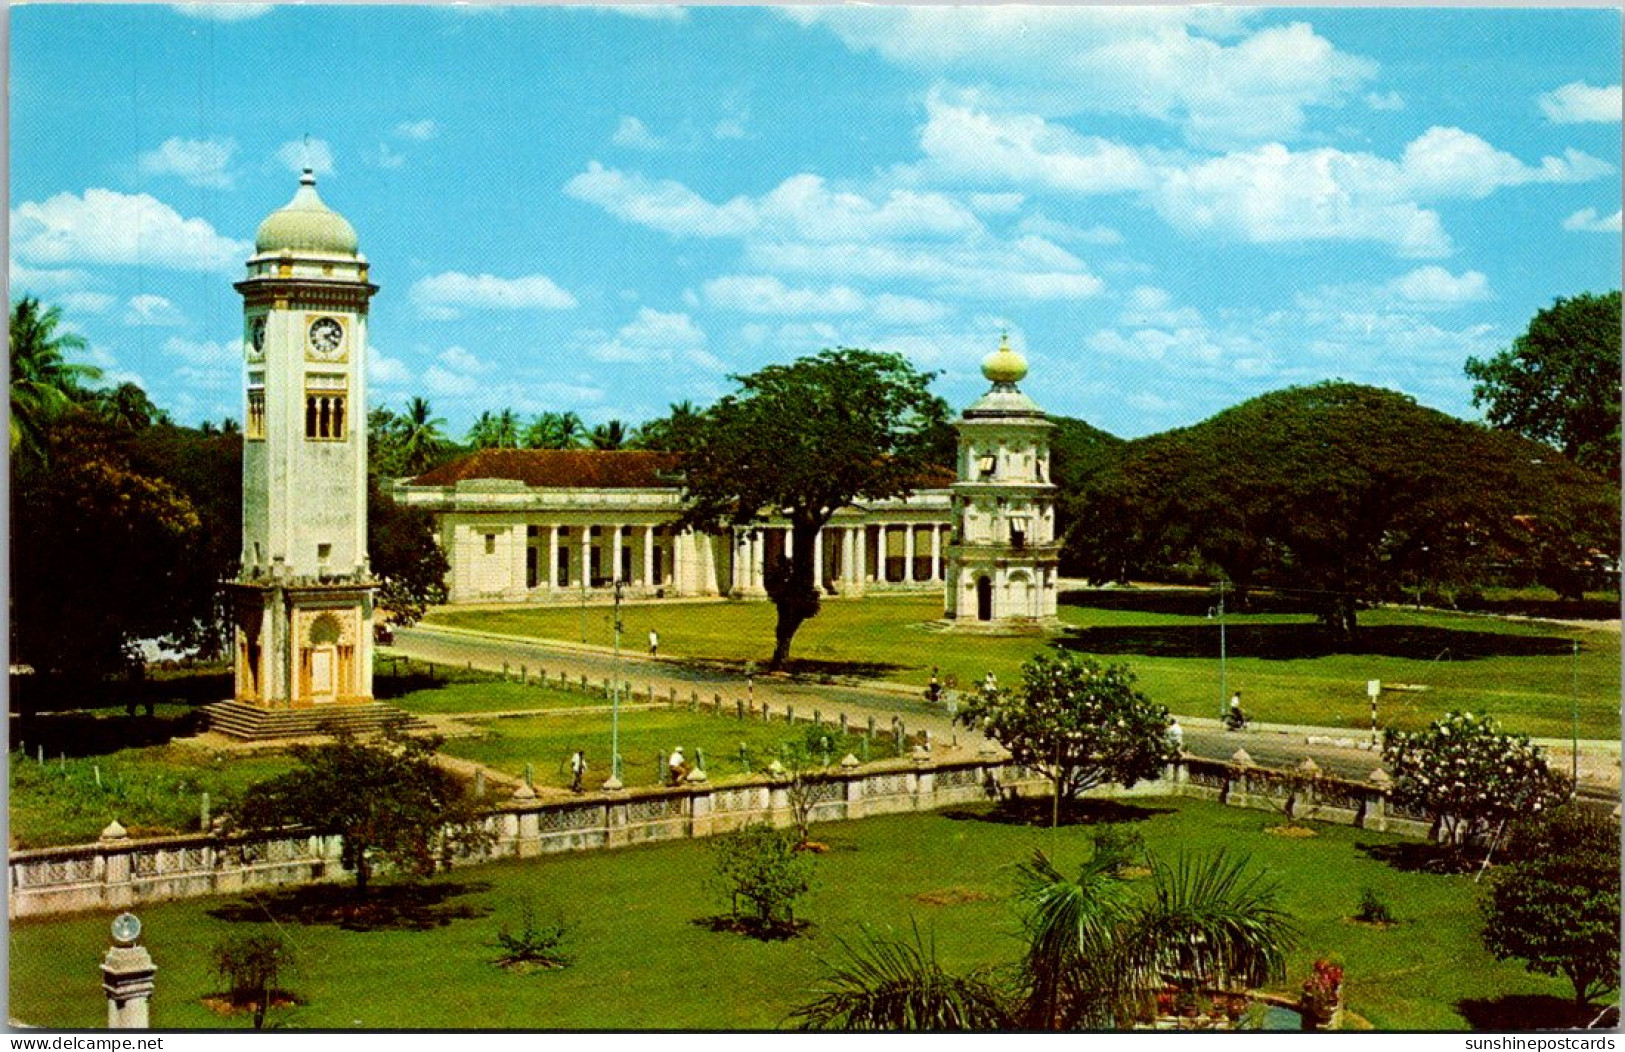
[203,700,432,742]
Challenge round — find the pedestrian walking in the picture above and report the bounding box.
[983,670,998,694]
[1167,718,1184,752]
[668,745,686,786]
[570,748,588,793]
[927,666,942,704]
[649,628,659,657]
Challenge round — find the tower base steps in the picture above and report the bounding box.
[203,700,432,741]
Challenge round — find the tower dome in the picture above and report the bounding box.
[254,169,359,256]
[981,332,1028,384]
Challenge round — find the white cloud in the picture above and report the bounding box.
[123,294,188,326]
[394,119,439,141]
[1016,213,1123,246]
[917,96,1153,194]
[170,4,271,21]
[702,275,865,316]
[8,261,94,292]
[365,143,406,170]
[422,364,480,399]
[60,291,117,315]
[1564,207,1623,233]
[713,116,748,141]
[565,163,982,241]
[161,335,240,374]
[969,193,1025,215]
[1385,266,1489,305]
[410,271,578,319]
[1118,286,1204,328]
[597,5,688,20]
[438,345,492,374]
[1366,91,1405,112]
[1538,82,1622,124]
[274,138,335,176]
[872,294,951,325]
[367,346,413,387]
[1149,129,1611,257]
[612,116,664,151]
[587,308,713,367]
[11,188,250,271]
[787,9,1376,147]
[137,137,237,189]
[746,234,1102,302]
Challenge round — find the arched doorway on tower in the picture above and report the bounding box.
[976,575,993,621]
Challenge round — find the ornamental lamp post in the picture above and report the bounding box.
[1207,579,1227,721]
[602,578,626,790]
[102,912,156,1029]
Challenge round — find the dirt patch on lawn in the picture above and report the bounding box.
[914,887,991,906]
[1264,824,1319,839]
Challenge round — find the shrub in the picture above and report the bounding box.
[1090,826,1145,875]
[1354,888,1395,925]
[492,900,571,972]
[710,823,816,937]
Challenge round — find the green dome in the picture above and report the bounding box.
[981,333,1028,385]
[254,170,359,256]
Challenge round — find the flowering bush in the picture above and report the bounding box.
[1382,711,1568,848]
[1300,958,1344,1019]
[953,653,1176,816]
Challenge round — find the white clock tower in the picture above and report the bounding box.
[229,168,377,713]
[944,335,1061,629]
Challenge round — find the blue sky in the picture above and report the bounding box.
[10,5,1621,439]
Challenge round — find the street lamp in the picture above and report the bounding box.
[603,578,625,790]
[1206,580,1227,721]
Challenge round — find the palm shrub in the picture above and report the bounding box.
[791,922,1013,1030]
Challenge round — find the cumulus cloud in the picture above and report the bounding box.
[917,95,1153,194]
[367,346,413,387]
[1297,267,1490,316]
[11,188,250,271]
[123,294,188,326]
[410,271,578,319]
[702,275,865,315]
[137,137,237,189]
[746,235,1102,302]
[170,4,271,21]
[1385,266,1489,305]
[60,291,117,315]
[786,8,1376,147]
[1538,82,1622,124]
[587,308,716,369]
[1015,214,1123,246]
[612,116,664,151]
[565,163,982,241]
[8,261,95,292]
[394,119,439,141]
[160,336,240,383]
[1563,207,1622,233]
[598,5,688,20]
[275,138,335,175]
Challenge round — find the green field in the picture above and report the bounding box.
[9,797,1586,1030]
[427,591,1621,738]
[440,709,901,791]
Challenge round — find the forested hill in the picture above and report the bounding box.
[1048,415,1124,491]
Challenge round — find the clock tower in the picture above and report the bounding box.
[229,168,377,712]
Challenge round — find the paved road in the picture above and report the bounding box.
[390,624,1619,796]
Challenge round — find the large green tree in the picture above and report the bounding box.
[1466,291,1621,482]
[1067,382,1616,633]
[1482,804,1620,1011]
[369,479,450,625]
[955,653,1177,824]
[10,296,101,464]
[673,348,950,667]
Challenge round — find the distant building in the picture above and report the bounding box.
[944,335,1061,628]
[391,449,954,604]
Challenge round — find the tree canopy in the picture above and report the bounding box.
[10,296,101,465]
[1482,804,1621,1010]
[673,348,951,667]
[1065,382,1617,633]
[1466,291,1621,482]
[369,479,450,626]
[955,653,1177,821]
[237,728,490,898]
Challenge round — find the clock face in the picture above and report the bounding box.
[247,316,266,358]
[308,316,345,360]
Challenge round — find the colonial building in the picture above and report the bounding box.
[226,169,378,711]
[943,336,1061,627]
[391,449,954,604]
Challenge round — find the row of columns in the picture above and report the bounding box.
[530,523,680,592]
[731,523,948,593]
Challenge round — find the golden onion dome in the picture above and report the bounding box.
[254,169,359,256]
[980,333,1029,385]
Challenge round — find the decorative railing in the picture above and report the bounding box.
[10,754,1431,919]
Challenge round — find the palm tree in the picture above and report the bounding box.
[466,410,501,449]
[494,408,520,449]
[398,397,447,473]
[590,418,628,450]
[522,410,586,449]
[95,381,170,431]
[793,847,1298,1031]
[631,399,699,450]
[791,923,1013,1031]
[10,296,101,462]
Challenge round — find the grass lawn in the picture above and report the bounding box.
[426,591,1621,738]
[440,708,901,791]
[9,744,296,849]
[9,796,1584,1030]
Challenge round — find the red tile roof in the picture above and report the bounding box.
[409,449,682,489]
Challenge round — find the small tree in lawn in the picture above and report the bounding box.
[709,823,817,937]
[955,653,1177,824]
[237,726,492,900]
[211,932,294,1029]
[1482,804,1621,1013]
[1382,711,1568,852]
